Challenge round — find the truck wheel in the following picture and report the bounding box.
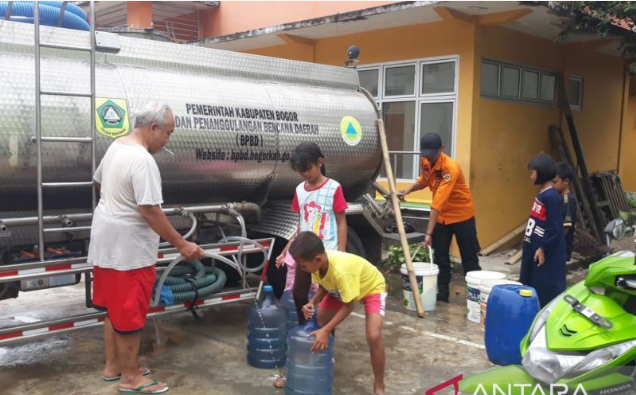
[346,227,365,258]
[0,251,19,300]
[0,283,18,300]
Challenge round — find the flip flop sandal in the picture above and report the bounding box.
[103,368,151,382]
[272,376,286,388]
[118,378,169,394]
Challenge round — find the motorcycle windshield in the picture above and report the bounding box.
[547,282,636,351]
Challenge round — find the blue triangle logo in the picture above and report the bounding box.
[346,123,357,136]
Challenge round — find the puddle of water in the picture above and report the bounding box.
[13,315,41,324]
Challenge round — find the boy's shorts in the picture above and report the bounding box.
[92,265,156,334]
[319,292,387,317]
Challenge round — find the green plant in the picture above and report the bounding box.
[557,2,636,75]
[625,192,636,209]
[619,210,636,226]
[385,243,432,273]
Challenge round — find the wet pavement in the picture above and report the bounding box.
[0,253,596,395]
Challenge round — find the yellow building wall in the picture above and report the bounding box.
[244,20,628,250]
[246,20,479,205]
[563,45,625,173]
[472,25,627,249]
[471,25,562,248]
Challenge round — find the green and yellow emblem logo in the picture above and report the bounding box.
[340,116,362,146]
[96,98,130,138]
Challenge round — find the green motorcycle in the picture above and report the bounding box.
[460,220,636,395]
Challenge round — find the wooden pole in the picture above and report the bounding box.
[549,125,602,242]
[505,249,523,266]
[376,119,426,318]
[479,223,526,256]
[556,75,606,238]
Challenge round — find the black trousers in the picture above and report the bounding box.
[432,216,482,294]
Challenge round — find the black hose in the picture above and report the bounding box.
[161,260,227,304]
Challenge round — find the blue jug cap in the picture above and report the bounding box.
[263,285,273,292]
[303,316,321,332]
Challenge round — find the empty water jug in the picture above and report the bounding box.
[285,316,334,395]
[247,285,288,368]
[485,284,540,366]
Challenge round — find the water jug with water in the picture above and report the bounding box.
[246,285,288,368]
[484,284,540,365]
[285,316,334,395]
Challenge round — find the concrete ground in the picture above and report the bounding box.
[0,246,612,395]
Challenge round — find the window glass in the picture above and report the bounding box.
[422,62,455,94]
[420,102,453,153]
[501,66,521,98]
[382,101,416,179]
[385,65,415,96]
[481,61,500,97]
[521,70,539,101]
[358,69,379,97]
[568,77,582,108]
[541,74,556,103]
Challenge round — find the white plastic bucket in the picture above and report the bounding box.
[479,279,520,330]
[465,271,506,323]
[400,262,439,311]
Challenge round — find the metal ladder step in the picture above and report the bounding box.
[34,0,97,261]
[40,42,92,52]
[42,181,93,188]
[40,89,92,98]
[35,136,93,143]
[43,226,92,234]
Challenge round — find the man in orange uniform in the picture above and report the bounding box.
[399,133,481,302]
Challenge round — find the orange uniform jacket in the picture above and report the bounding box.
[417,153,475,225]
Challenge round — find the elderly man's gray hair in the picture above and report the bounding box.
[134,102,174,128]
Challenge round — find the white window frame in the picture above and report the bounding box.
[383,62,417,99]
[420,59,458,98]
[358,67,381,98]
[358,55,459,183]
[568,76,583,111]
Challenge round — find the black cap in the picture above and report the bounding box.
[420,133,443,158]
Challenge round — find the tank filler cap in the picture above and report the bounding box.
[519,289,533,297]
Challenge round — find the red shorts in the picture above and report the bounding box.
[92,266,156,334]
[319,292,387,317]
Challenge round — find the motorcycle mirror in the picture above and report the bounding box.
[605,218,626,240]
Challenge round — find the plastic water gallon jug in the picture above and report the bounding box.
[247,285,288,368]
[479,279,521,331]
[280,290,316,331]
[285,317,334,395]
[485,284,540,366]
[280,290,298,330]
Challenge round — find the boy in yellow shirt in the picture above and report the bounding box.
[289,231,387,395]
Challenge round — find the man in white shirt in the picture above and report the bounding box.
[88,102,204,394]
